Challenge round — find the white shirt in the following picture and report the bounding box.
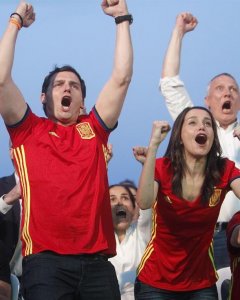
[109,209,152,300]
[0,173,22,276]
[160,75,240,222]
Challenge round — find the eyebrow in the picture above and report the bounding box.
[53,79,81,86]
[186,116,212,121]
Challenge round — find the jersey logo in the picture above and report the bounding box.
[209,188,222,207]
[49,131,60,138]
[76,122,95,139]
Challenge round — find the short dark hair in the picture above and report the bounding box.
[41,65,86,115]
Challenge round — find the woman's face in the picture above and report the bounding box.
[110,186,135,233]
[181,109,214,159]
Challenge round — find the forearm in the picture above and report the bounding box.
[137,144,158,210]
[161,27,184,78]
[0,23,19,85]
[112,21,133,85]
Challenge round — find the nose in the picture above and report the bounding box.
[223,87,231,97]
[63,82,71,92]
[116,198,123,205]
[199,122,206,130]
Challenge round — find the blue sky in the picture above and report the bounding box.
[0,0,239,186]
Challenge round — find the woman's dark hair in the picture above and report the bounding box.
[164,106,225,204]
[41,65,86,116]
[109,184,136,208]
[119,179,137,193]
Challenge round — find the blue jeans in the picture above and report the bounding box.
[21,251,120,300]
[213,228,230,270]
[134,279,218,300]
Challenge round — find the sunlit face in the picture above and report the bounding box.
[205,75,240,128]
[41,71,84,126]
[110,186,135,233]
[181,109,214,159]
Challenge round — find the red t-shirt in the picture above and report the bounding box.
[227,211,240,300]
[7,106,116,257]
[137,157,240,291]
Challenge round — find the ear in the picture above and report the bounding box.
[41,93,47,104]
[9,147,14,161]
[205,96,210,109]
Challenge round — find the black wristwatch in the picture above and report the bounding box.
[115,14,133,25]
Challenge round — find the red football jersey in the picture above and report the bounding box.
[227,211,240,300]
[8,106,116,257]
[137,157,240,291]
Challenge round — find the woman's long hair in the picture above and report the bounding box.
[164,106,225,204]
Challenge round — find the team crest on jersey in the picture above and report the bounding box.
[76,122,95,139]
[209,188,222,207]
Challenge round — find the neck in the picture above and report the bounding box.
[184,155,207,178]
[115,229,126,243]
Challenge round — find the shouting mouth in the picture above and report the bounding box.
[222,101,231,111]
[195,133,207,145]
[61,96,71,110]
[115,207,127,219]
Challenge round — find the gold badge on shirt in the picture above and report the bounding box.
[209,189,222,207]
[76,122,95,139]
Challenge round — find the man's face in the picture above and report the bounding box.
[41,71,84,126]
[205,75,240,128]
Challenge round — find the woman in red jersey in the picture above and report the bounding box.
[134,106,240,300]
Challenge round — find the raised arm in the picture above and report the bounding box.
[95,0,133,128]
[136,121,170,209]
[161,12,197,78]
[159,13,197,120]
[0,1,35,125]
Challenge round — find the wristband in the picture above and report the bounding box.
[115,14,133,25]
[10,12,23,27]
[9,18,21,30]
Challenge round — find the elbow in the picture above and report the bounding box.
[136,198,152,210]
[113,67,133,87]
[0,76,11,90]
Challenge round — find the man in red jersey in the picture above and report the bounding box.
[0,0,133,299]
[226,212,240,300]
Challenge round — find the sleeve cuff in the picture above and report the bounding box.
[0,195,13,214]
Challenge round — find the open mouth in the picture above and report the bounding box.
[116,208,127,218]
[222,101,231,110]
[195,134,207,145]
[61,96,71,107]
